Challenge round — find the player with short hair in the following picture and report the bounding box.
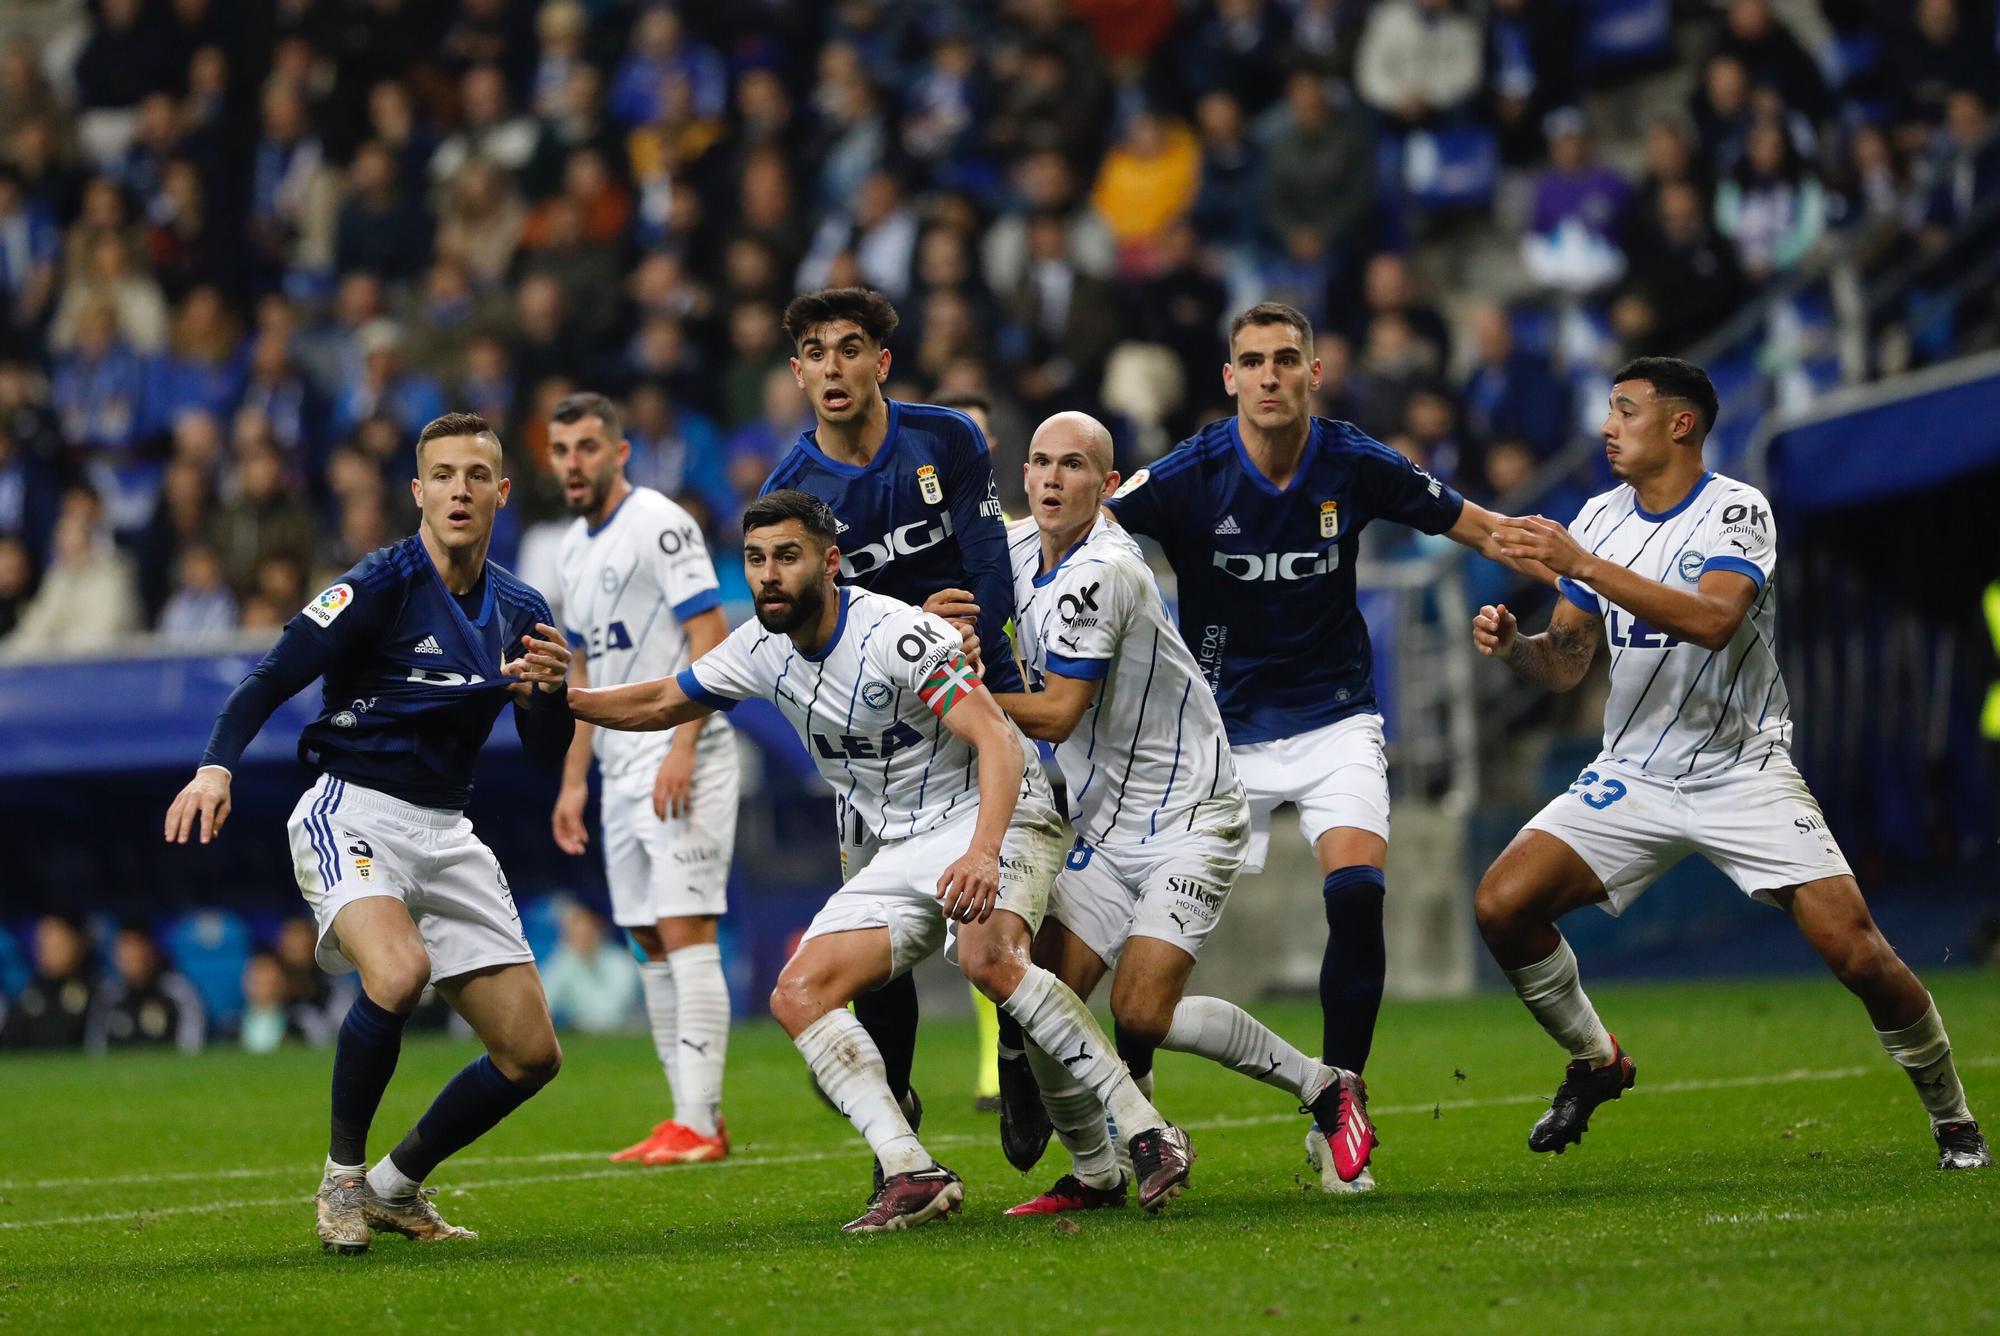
[566,489,1194,1231]
[165,412,578,1252]
[546,391,740,1166]
[1102,301,1529,1191]
[761,288,1050,1175]
[992,411,1376,1214]
[1474,357,1989,1170]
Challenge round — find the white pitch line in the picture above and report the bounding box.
[3,1055,1990,1232]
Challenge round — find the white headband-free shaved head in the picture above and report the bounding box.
[1030,410,1115,479]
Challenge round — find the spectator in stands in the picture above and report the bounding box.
[1309,329,1360,426]
[1347,252,1452,376]
[1,485,138,655]
[610,5,726,130]
[1619,178,1748,351]
[1356,0,1484,128]
[1181,0,1292,114]
[50,233,168,355]
[85,924,206,1055]
[0,532,34,638]
[984,148,1115,304]
[1260,71,1376,270]
[246,82,336,291]
[1190,91,1262,256]
[1351,311,1444,441]
[434,159,525,291]
[133,453,212,617]
[239,951,306,1053]
[900,30,981,170]
[273,917,349,1044]
[1893,0,1997,136]
[73,0,176,120]
[0,915,94,1050]
[237,322,326,467]
[1125,218,1230,434]
[330,321,445,442]
[1522,107,1631,294]
[158,541,236,639]
[1090,108,1201,277]
[1638,116,1708,208]
[153,286,242,427]
[1916,89,2000,243]
[624,381,732,520]
[146,159,233,305]
[1257,227,1334,330]
[1690,53,1755,175]
[212,445,314,596]
[1827,122,1917,242]
[429,64,558,194]
[542,902,640,1034]
[366,79,437,203]
[1713,0,1829,122]
[0,165,58,351]
[0,416,58,561]
[1460,304,1564,458]
[1715,117,1828,278]
[1009,209,1120,421]
[334,139,433,284]
[1485,0,1578,168]
[796,169,918,300]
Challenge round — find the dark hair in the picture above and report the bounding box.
[550,390,623,442]
[415,411,500,464]
[1613,356,1718,438]
[781,287,899,349]
[931,390,992,417]
[1229,301,1313,351]
[742,488,841,547]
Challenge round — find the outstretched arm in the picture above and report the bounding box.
[1495,515,1758,651]
[1446,501,1559,586]
[1474,595,1601,693]
[568,669,717,733]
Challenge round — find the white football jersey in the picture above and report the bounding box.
[556,487,732,782]
[1008,515,1245,845]
[679,587,1055,842]
[1559,471,1790,780]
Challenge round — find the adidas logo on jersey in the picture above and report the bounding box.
[414,635,444,655]
[835,518,849,533]
[1213,515,1241,535]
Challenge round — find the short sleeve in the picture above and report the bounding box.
[1102,457,1187,541]
[1043,557,1136,682]
[1350,433,1466,535]
[1694,487,1775,590]
[651,502,722,621]
[678,620,769,711]
[874,608,982,719]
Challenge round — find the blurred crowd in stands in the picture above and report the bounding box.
[0,0,1994,658]
[0,898,646,1052]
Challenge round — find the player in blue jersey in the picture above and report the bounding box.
[1104,302,1530,1192]
[761,288,1051,1176]
[164,413,577,1252]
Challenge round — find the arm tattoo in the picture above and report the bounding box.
[1504,614,1598,692]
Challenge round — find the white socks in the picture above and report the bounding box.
[794,1009,928,1178]
[1000,965,1164,1141]
[1876,998,1974,1127]
[365,1155,420,1202]
[639,960,682,1118]
[1162,995,1321,1099]
[669,943,729,1137]
[1503,938,1615,1065]
[1027,1041,1122,1189]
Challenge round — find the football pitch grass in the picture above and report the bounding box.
[4,972,1995,1334]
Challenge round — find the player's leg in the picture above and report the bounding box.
[770,928,962,1231]
[652,914,728,1152]
[1313,827,1387,1076]
[362,959,562,1240]
[1008,915,1126,1212]
[603,783,684,1161]
[1772,875,1988,1168]
[839,809,921,1109]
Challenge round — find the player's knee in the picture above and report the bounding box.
[767,968,822,1031]
[1110,996,1172,1049]
[512,1038,563,1089]
[364,954,431,1014]
[958,940,1027,1003]
[1473,870,1527,940]
[627,924,664,959]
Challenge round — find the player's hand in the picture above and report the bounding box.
[653,744,696,821]
[952,620,985,677]
[164,766,233,845]
[552,780,589,855]
[1473,603,1519,658]
[504,623,572,694]
[1495,515,1592,579]
[936,844,1000,924]
[922,588,979,624]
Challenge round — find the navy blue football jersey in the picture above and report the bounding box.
[761,400,1025,693]
[1105,417,1465,745]
[202,534,572,808]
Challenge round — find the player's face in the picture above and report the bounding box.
[743,519,837,634]
[1025,441,1117,536]
[548,414,629,517]
[1224,323,1321,433]
[1600,380,1693,481]
[412,434,508,551]
[791,320,890,427]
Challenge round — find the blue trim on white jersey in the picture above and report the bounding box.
[1699,554,1766,590]
[672,587,720,621]
[798,588,852,663]
[1558,578,1601,615]
[1634,472,1715,522]
[1046,651,1109,680]
[1031,533,1092,588]
[676,667,738,712]
[585,488,634,538]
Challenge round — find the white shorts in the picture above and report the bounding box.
[600,742,740,928]
[802,807,1066,979]
[1233,713,1390,873]
[1050,825,1245,968]
[1525,753,1854,915]
[285,774,535,982]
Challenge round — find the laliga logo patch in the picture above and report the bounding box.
[1677,549,1705,582]
[916,464,944,506]
[1112,468,1149,498]
[303,582,354,628]
[1319,500,1340,539]
[861,681,892,709]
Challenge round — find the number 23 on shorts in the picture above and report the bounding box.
[1568,770,1627,810]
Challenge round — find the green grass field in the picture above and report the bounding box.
[3,971,1995,1334]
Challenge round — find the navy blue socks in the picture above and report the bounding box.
[329,991,410,1166]
[1320,866,1387,1073]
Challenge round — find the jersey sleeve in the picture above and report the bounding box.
[1694,486,1776,590]
[1043,556,1135,682]
[937,419,1023,694]
[674,619,765,712]
[650,500,722,622]
[1350,432,1466,535]
[875,608,982,720]
[1557,505,1607,616]
[1102,457,1186,540]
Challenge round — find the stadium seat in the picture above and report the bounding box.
[165,909,252,1029]
[1402,125,1499,214]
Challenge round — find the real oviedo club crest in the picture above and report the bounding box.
[1319,501,1340,540]
[916,465,944,505]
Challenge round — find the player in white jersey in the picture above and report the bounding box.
[545,393,740,1167]
[564,488,1198,1231]
[990,412,1378,1214]
[1473,357,1988,1170]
